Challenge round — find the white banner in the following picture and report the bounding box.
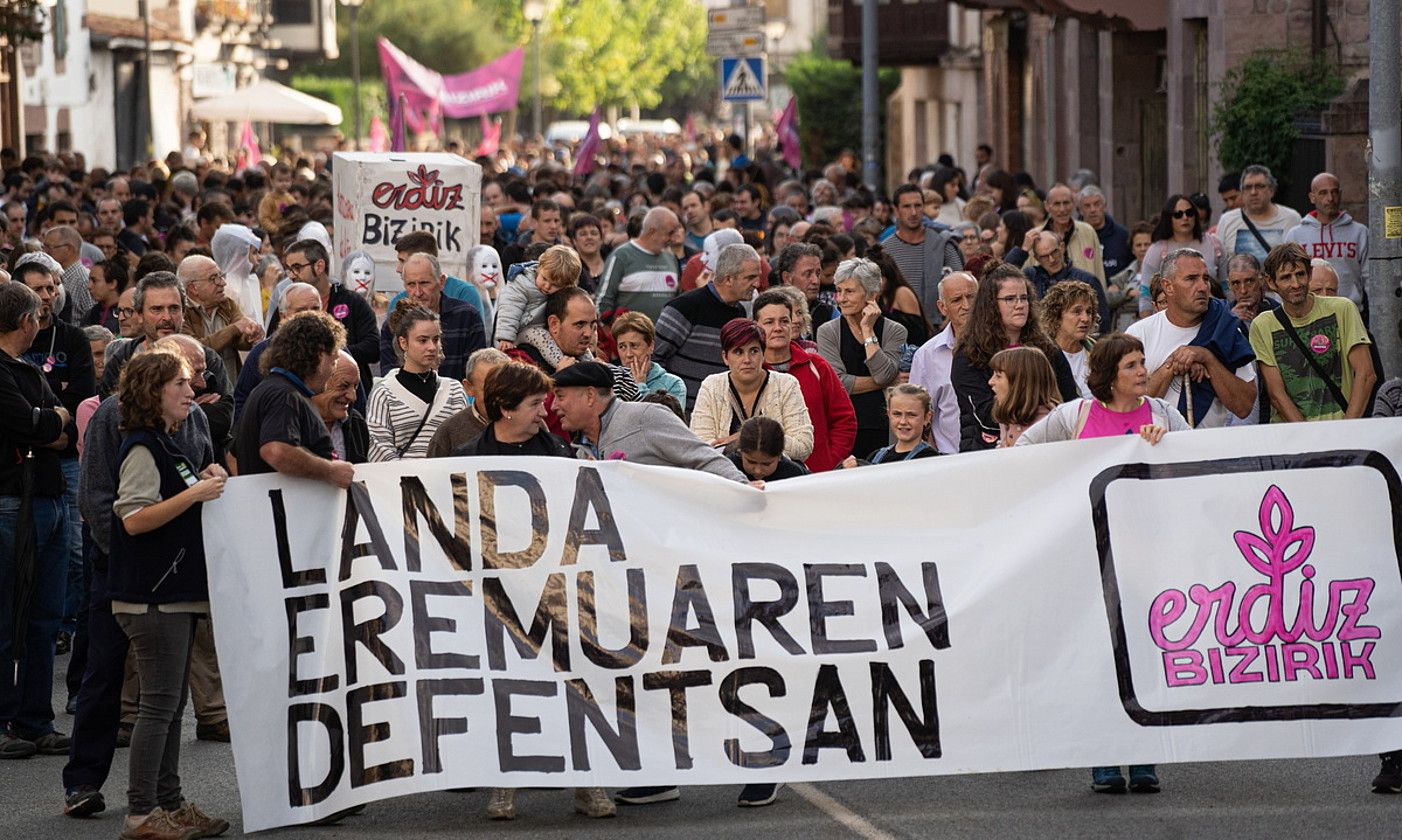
[204,419,1402,831]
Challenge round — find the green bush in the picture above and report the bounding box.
[291,75,386,139]
[1211,50,1343,192]
[785,51,898,176]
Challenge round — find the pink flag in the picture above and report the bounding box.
[572,109,603,178]
[473,115,501,157]
[237,121,260,171]
[368,115,388,152]
[378,38,524,120]
[776,96,801,170]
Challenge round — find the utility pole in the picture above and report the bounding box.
[1367,0,1401,378]
[860,0,878,190]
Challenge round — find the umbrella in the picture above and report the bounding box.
[8,450,36,684]
[189,79,343,125]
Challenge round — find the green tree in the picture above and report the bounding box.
[306,0,510,79]
[785,51,898,172]
[1211,50,1343,194]
[0,0,45,44]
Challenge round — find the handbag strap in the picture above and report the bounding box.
[397,405,436,458]
[1272,308,1351,413]
[1240,213,1273,254]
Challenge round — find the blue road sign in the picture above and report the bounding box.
[721,56,767,103]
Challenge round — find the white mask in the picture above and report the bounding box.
[346,257,375,295]
[471,248,503,289]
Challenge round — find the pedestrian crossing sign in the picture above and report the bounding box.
[721,56,767,103]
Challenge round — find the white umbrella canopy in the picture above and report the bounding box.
[190,79,343,125]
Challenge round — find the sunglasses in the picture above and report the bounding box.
[1170,209,1196,219]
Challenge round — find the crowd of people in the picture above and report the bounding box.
[0,134,1399,838]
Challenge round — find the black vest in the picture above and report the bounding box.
[107,428,209,604]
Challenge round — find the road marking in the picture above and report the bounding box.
[790,782,899,840]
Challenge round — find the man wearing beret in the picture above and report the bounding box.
[552,362,747,483]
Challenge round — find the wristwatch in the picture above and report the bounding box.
[863,336,879,347]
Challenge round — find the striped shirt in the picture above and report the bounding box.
[595,240,682,322]
[366,372,467,461]
[651,284,745,410]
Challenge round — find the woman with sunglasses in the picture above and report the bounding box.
[1137,194,1226,316]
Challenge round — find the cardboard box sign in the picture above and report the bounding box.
[332,152,482,293]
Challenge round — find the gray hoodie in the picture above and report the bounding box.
[1285,211,1370,305]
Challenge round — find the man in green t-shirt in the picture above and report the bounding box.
[1249,242,1375,421]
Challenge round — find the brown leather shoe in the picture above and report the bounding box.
[119,807,197,840]
[574,786,616,818]
[168,801,229,838]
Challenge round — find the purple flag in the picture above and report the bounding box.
[378,38,523,120]
[776,97,801,170]
[572,109,603,178]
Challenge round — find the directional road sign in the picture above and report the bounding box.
[720,56,767,103]
[705,29,765,57]
[708,6,765,30]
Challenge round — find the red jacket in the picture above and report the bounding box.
[766,341,856,472]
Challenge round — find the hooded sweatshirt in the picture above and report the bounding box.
[1285,211,1370,305]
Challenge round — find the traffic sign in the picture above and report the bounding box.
[720,56,767,103]
[705,29,764,57]
[708,6,765,30]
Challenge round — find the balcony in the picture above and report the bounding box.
[827,0,951,66]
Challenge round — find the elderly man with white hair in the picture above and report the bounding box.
[39,225,92,322]
[232,281,323,420]
[595,205,684,322]
[652,241,759,410]
[178,255,263,378]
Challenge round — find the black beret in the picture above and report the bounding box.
[551,361,614,389]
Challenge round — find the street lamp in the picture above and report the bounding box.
[522,0,546,138]
[340,0,365,149]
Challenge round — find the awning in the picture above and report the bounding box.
[189,79,343,125]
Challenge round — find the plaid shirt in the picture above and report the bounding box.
[61,261,93,323]
[378,294,486,382]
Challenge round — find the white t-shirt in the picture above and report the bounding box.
[1062,347,1092,399]
[1126,312,1255,428]
[1216,205,1303,262]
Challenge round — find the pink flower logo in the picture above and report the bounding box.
[332,304,350,320]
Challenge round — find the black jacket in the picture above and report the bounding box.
[0,349,67,496]
[953,347,1079,452]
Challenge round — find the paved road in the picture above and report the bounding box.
[1,667,1397,838]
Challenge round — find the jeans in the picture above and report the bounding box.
[59,456,83,634]
[0,494,69,737]
[63,560,129,792]
[115,608,196,815]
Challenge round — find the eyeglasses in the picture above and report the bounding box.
[997,294,1032,305]
[1241,182,1270,192]
[284,261,311,273]
[117,307,137,318]
[1170,210,1195,219]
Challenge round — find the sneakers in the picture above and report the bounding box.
[119,807,198,840]
[1090,766,1127,793]
[737,782,782,807]
[614,786,680,805]
[1128,765,1160,793]
[27,730,72,755]
[116,724,134,749]
[169,801,229,837]
[1373,752,1402,793]
[574,787,616,818]
[0,732,37,759]
[195,721,230,743]
[485,788,516,820]
[63,785,106,817]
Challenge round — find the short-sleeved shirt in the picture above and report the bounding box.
[1248,296,1370,422]
[232,371,333,475]
[1127,312,1256,429]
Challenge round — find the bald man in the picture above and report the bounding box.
[376,252,487,382]
[178,255,262,379]
[233,282,323,420]
[1285,171,1370,309]
[310,351,369,463]
[1027,183,1105,284]
[595,206,684,322]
